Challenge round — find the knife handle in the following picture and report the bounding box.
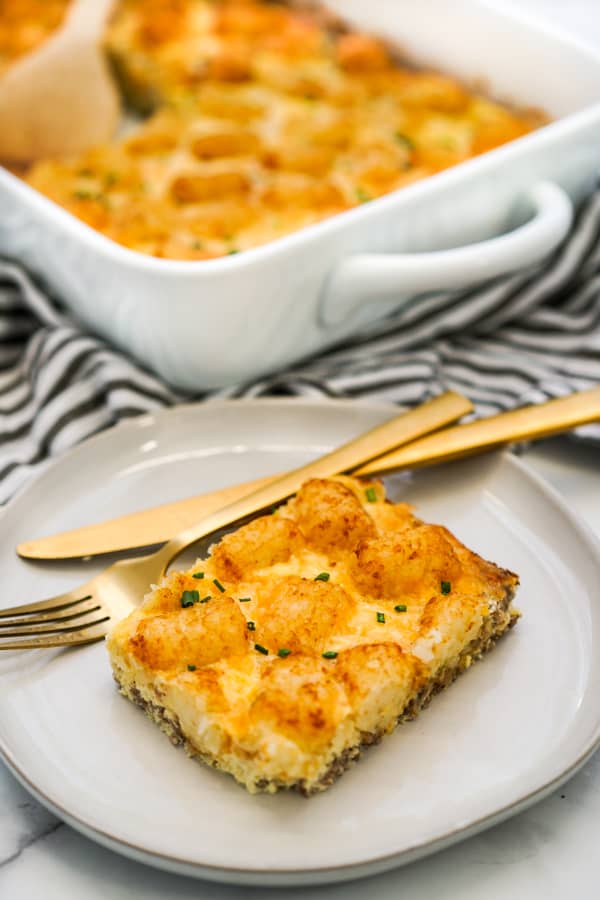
[358,386,600,474]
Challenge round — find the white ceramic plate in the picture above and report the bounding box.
[1,399,599,887]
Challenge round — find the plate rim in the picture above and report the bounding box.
[2,397,600,886]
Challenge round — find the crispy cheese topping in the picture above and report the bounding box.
[107,474,519,794]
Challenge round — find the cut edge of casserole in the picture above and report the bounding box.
[106,475,520,795]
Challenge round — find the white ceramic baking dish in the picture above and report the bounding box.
[1,0,600,391]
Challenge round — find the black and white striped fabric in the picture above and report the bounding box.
[2,187,600,503]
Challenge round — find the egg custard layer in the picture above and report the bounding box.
[107,476,519,794]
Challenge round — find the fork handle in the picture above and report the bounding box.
[156,391,471,569]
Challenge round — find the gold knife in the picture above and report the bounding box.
[17,387,600,560]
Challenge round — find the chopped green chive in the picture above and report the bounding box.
[192,571,204,579]
[269,505,279,514]
[213,578,226,593]
[180,590,200,608]
[187,664,197,671]
[227,248,239,255]
[394,604,408,613]
[247,621,256,631]
[376,612,386,624]
[322,651,338,659]
[191,239,203,250]
[238,597,251,603]
[438,136,456,150]
[441,581,451,595]
[355,186,371,204]
[314,572,330,582]
[278,648,292,657]
[395,131,415,149]
[255,643,269,655]
[73,189,100,201]
[365,486,377,503]
[104,171,119,187]
[199,595,211,603]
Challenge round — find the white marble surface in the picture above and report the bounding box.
[2,1,600,897]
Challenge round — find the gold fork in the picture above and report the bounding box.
[0,391,469,651]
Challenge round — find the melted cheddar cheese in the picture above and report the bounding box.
[107,475,519,794]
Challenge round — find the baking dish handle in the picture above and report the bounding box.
[320,181,573,328]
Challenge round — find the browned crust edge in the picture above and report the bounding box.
[114,586,518,795]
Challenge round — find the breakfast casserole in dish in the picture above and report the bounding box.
[2,0,596,390]
[107,475,520,794]
[11,0,547,260]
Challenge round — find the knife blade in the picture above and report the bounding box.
[17,389,472,558]
[17,387,600,560]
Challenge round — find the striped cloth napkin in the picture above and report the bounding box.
[1,187,600,504]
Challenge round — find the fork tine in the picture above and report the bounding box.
[0,612,110,638]
[0,621,110,650]
[0,592,93,619]
[0,596,102,629]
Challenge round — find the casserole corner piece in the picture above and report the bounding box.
[106,475,520,795]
